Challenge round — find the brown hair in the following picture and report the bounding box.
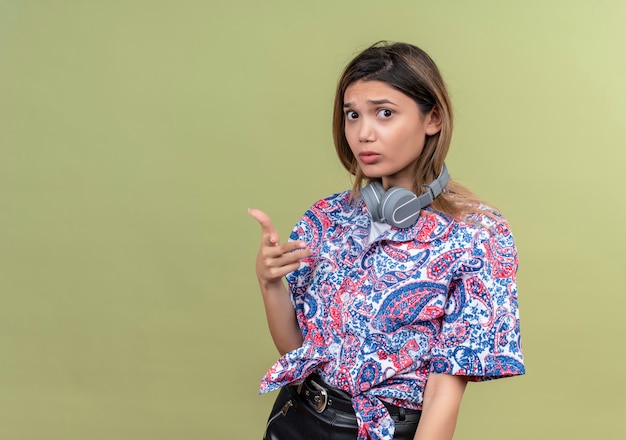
[332,41,486,220]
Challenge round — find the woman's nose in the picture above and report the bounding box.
[358,120,375,143]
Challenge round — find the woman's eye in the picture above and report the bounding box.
[378,109,393,118]
[346,111,358,120]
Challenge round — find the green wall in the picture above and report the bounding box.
[1,0,625,438]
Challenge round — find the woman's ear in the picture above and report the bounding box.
[424,105,443,136]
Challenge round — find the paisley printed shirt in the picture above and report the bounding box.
[260,190,525,439]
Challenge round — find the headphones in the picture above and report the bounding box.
[361,164,450,229]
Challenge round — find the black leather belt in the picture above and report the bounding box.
[292,374,421,419]
[293,374,354,413]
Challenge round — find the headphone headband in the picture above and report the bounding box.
[414,163,450,208]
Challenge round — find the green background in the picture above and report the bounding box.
[2,0,625,438]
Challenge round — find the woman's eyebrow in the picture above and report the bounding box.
[343,99,397,108]
[368,99,397,106]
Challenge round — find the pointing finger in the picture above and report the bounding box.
[248,208,279,245]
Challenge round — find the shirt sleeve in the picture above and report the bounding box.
[285,210,318,290]
[429,218,525,380]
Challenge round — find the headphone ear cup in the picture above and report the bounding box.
[361,182,386,223]
[380,187,422,228]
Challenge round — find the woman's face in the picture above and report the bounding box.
[343,80,441,191]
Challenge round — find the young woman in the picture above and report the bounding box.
[249,41,525,440]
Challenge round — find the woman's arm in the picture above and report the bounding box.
[249,209,310,355]
[413,373,468,440]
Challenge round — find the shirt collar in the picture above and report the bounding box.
[354,196,455,243]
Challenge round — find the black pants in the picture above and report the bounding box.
[263,385,420,440]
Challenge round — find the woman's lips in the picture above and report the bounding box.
[358,152,381,164]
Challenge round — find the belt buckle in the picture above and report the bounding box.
[309,380,328,413]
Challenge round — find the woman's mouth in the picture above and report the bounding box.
[358,152,381,164]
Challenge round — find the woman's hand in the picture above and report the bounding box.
[248,208,309,354]
[248,208,311,288]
